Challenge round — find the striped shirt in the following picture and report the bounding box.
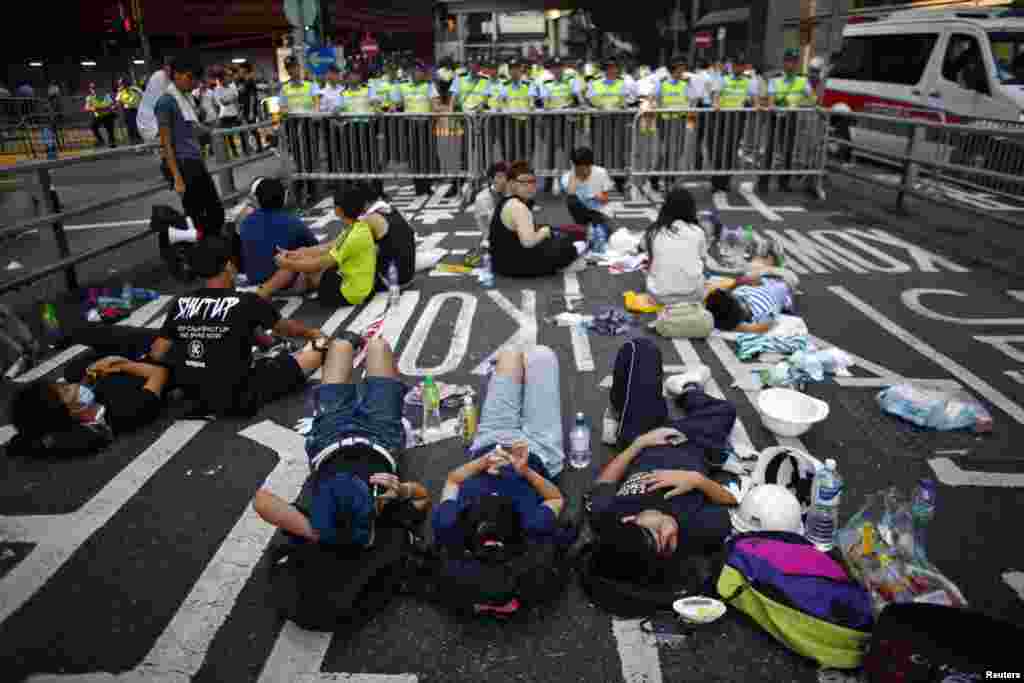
[732,278,792,323]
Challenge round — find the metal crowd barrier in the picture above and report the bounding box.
[283,108,828,201]
[826,109,1024,215]
[0,120,280,298]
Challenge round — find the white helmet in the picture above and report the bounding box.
[730,484,804,535]
[753,447,822,514]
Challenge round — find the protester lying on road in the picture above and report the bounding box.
[590,339,738,583]
[273,185,377,307]
[705,268,796,333]
[7,325,170,458]
[490,161,581,278]
[432,346,568,561]
[253,336,430,547]
[357,183,416,292]
[232,177,321,299]
[146,236,328,417]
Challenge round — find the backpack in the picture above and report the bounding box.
[610,338,667,448]
[716,531,874,669]
[577,542,711,618]
[863,603,1024,683]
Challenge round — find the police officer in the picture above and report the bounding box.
[116,77,144,145]
[586,57,631,193]
[392,61,436,196]
[452,57,491,113]
[711,61,758,197]
[492,58,535,166]
[280,56,321,201]
[538,58,577,192]
[653,55,692,190]
[765,48,814,192]
[86,82,118,148]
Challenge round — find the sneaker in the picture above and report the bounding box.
[602,406,620,446]
[254,337,300,360]
[665,365,711,396]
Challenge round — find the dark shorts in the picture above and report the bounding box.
[231,354,306,416]
[317,268,357,308]
[305,378,408,458]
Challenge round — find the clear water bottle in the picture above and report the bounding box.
[479,248,495,289]
[387,260,401,310]
[568,412,592,470]
[805,458,843,550]
[910,478,937,564]
[421,375,442,437]
[459,393,478,449]
[589,224,607,255]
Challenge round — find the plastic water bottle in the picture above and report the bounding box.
[421,375,442,438]
[459,394,478,449]
[911,478,937,564]
[590,224,607,255]
[568,412,592,470]
[805,458,843,550]
[387,260,401,310]
[122,281,133,304]
[479,248,495,289]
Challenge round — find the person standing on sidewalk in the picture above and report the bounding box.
[214,66,242,159]
[85,83,118,148]
[115,78,144,146]
[155,57,224,241]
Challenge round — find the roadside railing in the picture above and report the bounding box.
[0,120,281,298]
[826,109,1024,218]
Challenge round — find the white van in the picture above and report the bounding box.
[823,7,1023,163]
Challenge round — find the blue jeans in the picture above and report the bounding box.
[305,377,408,459]
[471,346,565,477]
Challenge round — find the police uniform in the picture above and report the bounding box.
[87,91,118,148]
[586,61,631,191]
[655,63,693,183]
[116,84,144,144]
[281,69,321,202]
[534,61,577,190]
[710,71,757,193]
[391,70,436,195]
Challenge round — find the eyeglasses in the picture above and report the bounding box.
[515,177,538,185]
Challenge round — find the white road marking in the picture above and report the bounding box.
[277,296,304,321]
[471,290,538,375]
[6,260,23,270]
[1007,370,1024,385]
[399,292,478,377]
[832,286,1024,425]
[902,290,1024,326]
[378,291,421,348]
[1003,571,1024,602]
[612,618,663,683]
[454,231,481,237]
[929,457,1024,487]
[737,181,807,222]
[312,296,388,380]
[318,303,358,337]
[564,272,594,372]
[14,295,171,383]
[259,621,418,683]
[448,248,468,255]
[0,421,207,626]
[1009,291,1024,305]
[0,425,15,445]
[314,196,334,210]
[763,229,870,274]
[974,336,1024,364]
[808,335,960,391]
[814,230,911,273]
[849,229,968,273]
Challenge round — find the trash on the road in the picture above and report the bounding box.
[546,312,593,327]
[838,487,967,616]
[734,333,810,361]
[877,383,992,433]
[415,248,446,272]
[185,470,192,477]
[602,253,648,274]
[6,261,22,271]
[584,310,635,336]
[757,388,830,437]
[433,263,472,275]
[608,227,643,254]
[404,381,475,409]
[623,291,662,314]
[673,596,726,625]
[409,418,459,448]
[716,532,874,669]
[204,466,223,476]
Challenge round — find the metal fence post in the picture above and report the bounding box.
[36,167,77,292]
[897,121,924,209]
[213,130,236,199]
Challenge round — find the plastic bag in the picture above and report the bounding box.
[876,383,992,433]
[837,488,967,616]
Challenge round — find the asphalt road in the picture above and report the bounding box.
[1,167,1023,683]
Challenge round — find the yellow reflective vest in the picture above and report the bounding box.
[459,76,491,112]
[282,80,316,113]
[87,94,116,118]
[543,80,574,109]
[398,81,432,113]
[771,75,814,107]
[658,79,689,119]
[343,85,373,118]
[116,87,142,109]
[589,79,625,110]
[719,76,751,109]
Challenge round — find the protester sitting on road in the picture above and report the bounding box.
[560,147,614,231]
[358,184,416,292]
[272,185,377,308]
[473,161,509,235]
[146,236,328,417]
[590,350,738,583]
[645,187,707,306]
[490,161,582,278]
[705,268,795,333]
[253,336,430,547]
[7,324,170,458]
[156,56,225,241]
[433,346,567,556]
[233,177,320,299]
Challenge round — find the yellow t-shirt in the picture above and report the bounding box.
[327,221,377,304]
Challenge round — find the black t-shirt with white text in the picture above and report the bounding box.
[160,288,280,412]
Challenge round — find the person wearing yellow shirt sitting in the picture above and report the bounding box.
[273,185,377,308]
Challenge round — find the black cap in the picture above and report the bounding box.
[602,57,619,68]
[670,54,688,67]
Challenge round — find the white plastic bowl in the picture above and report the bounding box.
[757,388,830,437]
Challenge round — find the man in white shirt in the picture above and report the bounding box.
[474,161,509,237]
[214,67,241,158]
[559,146,614,228]
[318,64,344,113]
[138,59,173,145]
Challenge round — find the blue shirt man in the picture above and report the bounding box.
[238,177,318,285]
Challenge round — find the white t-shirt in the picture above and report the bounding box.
[559,165,614,211]
[646,220,707,305]
[319,83,345,112]
[214,83,239,119]
[473,186,500,233]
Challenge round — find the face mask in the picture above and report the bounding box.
[77,384,96,407]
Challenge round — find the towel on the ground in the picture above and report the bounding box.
[734,333,810,361]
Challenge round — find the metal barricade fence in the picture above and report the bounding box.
[0,120,281,299]
[826,109,1024,218]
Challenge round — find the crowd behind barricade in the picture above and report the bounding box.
[2,51,1015,682]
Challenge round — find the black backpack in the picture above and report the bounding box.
[267,499,428,633]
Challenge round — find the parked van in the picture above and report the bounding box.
[823,7,1023,163]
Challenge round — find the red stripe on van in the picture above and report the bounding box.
[822,89,964,124]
